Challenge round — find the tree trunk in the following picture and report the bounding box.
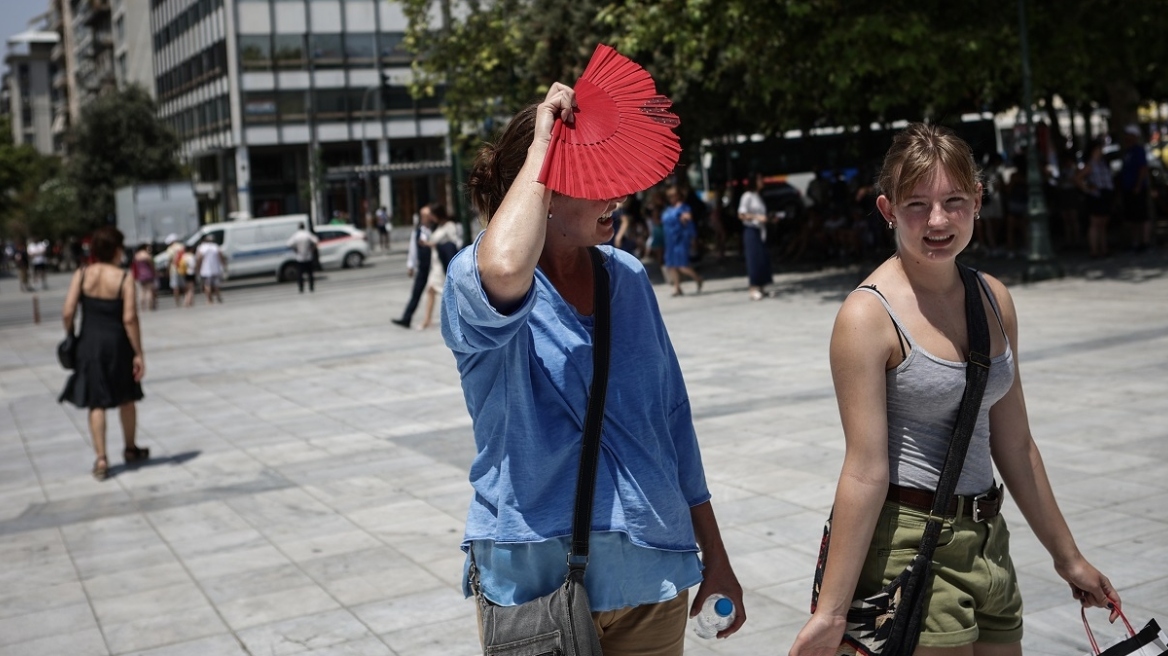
[1106,79,1140,139]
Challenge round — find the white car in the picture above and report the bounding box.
[278,224,368,282]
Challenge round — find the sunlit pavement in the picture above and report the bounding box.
[1,244,1165,655]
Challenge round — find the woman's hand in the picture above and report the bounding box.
[1057,556,1120,622]
[789,612,847,656]
[532,82,577,150]
[132,355,145,382]
[689,558,746,638]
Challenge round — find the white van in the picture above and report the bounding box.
[155,215,367,282]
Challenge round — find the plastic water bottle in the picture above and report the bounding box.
[693,594,735,638]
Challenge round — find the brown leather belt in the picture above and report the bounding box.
[887,482,1003,522]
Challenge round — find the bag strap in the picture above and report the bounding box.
[916,264,992,558]
[567,247,612,572]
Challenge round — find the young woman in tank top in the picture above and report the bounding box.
[790,124,1118,656]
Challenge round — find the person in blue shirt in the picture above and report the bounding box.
[661,185,703,297]
[441,83,745,653]
[1118,125,1151,252]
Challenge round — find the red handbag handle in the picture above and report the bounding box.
[1082,603,1136,655]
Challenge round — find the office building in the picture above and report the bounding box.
[4,29,60,154]
[151,0,450,224]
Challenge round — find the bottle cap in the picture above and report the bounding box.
[714,597,733,617]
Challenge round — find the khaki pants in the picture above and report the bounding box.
[477,590,689,656]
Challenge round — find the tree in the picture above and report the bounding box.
[65,85,181,230]
[0,116,61,239]
[397,0,1168,157]
[400,0,614,153]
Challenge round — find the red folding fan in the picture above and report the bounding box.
[536,44,681,200]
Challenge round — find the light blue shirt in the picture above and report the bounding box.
[441,238,709,610]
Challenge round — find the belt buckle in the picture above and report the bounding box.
[971,483,1003,523]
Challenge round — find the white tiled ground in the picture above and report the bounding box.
[1,247,1166,655]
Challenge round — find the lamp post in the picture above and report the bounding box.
[1018,0,1062,282]
[360,84,379,228]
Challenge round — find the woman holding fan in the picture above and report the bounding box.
[441,46,745,653]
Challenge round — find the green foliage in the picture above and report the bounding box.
[65,85,181,229]
[26,177,84,240]
[397,0,1168,152]
[0,116,61,239]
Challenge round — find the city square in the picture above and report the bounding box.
[1,246,1166,655]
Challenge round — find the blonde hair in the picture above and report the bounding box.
[877,123,981,204]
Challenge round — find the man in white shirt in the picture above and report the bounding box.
[27,238,49,290]
[195,235,227,303]
[286,223,320,293]
[391,206,435,328]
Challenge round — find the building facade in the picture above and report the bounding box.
[113,0,156,95]
[4,30,60,155]
[151,0,449,225]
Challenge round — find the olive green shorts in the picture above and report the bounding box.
[856,500,1025,647]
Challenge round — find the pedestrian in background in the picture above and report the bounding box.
[790,123,1117,656]
[58,226,149,481]
[14,240,32,292]
[196,234,226,303]
[287,223,319,293]
[737,173,773,300]
[1118,124,1151,252]
[27,237,49,289]
[376,205,391,251]
[131,244,157,311]
[1075,138,1114,259]
[391,205,435,329]
[417,204,461,330]
[661,185,703,296]
[164,235,185,306]
[445,83,745,653]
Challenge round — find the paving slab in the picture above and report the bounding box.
[1,247,1166,654]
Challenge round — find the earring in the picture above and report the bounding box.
[887,220,895,230]
[547,211,553,221]
[974,212,981,221]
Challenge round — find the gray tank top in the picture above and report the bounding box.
[855,275,1015,496]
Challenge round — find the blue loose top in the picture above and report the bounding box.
[441,237,710,609]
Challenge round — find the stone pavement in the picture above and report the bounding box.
[1,246,1166,655]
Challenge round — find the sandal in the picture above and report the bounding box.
[93,456,108,481]
[123,446,150,465]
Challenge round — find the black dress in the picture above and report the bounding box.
[59,269,144,409]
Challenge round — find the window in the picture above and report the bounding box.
[344,33,374,64]
[244,93,277,123]
[383,85,413,112]
[239,35,271,69]
[377,32,408,60]
[313,89,347,119]
[309,34,343,68]
[277,91,306,120]
[272,34,304,68]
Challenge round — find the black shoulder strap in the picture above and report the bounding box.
[917,264,991,556]
[567,247,612,571]
[117,270,129,299]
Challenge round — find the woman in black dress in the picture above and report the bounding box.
[59,226,148,480]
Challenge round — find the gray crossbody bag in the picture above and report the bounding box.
[470,247,610,656]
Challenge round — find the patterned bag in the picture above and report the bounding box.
[811,515,931,656]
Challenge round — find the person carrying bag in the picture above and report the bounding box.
[790,124,1117,656]
[443,45,745,656]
